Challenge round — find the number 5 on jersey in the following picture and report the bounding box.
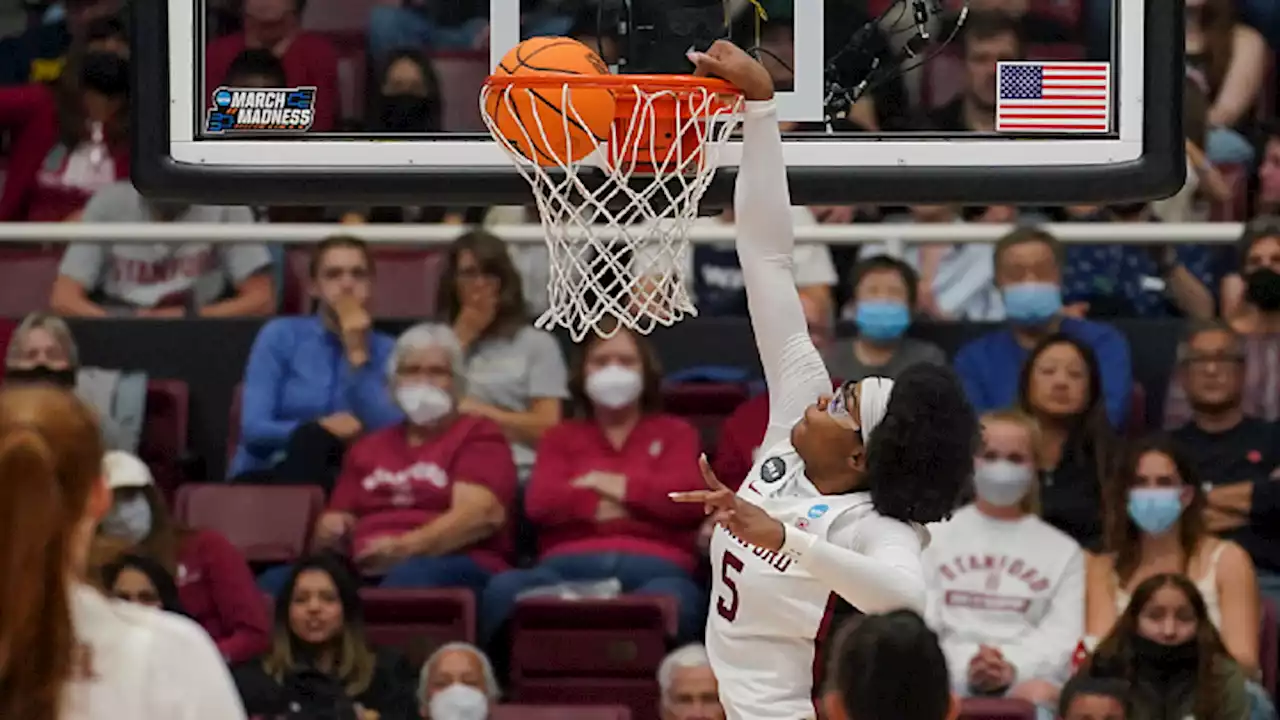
[716,550,744,621]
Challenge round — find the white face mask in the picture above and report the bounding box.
[396,383,454,426]
[428,683,489,720]
[972,460,1035,508]
[101,494,153,544]
[585,364,643,410]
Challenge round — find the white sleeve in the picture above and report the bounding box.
[999,546,1086,685]
[779,510,926,614]
[146,615,248,720]
[735,100,833,448]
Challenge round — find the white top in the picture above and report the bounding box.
[703,99,928,720]
[923,505,1085,691]
[63,584,247,720]
[1114,542,1228,629]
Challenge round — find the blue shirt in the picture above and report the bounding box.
[229,316,403,477]
[953,317,1134,428]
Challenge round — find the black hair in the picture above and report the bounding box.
[379,48,441,97]
[850,255,920,308]
[825,610,951,720]
[865,363,977,524]
[1059,675,1130,718]
[224,48,288,87]
[1236,215,1280,270]
[101,553,188,616]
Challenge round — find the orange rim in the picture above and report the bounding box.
[483,73,741,96]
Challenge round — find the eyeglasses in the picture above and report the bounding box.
[1182,353,1245,367]
[827,381,856,421]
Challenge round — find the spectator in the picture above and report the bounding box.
[480,323,707,642]
[437,230,568,479]
[830,255,947,380]
[102,553,189,616]
[0,17,130,222]
[97,450,271,664]
[955,227,1134,429]
[366,1,572,62]
[712,292,837,490]
[204,0,339,131]
[1086,436,1260,678]
[942,0,1074,45]
[1171,323,1280,607]
[1255,123,1280,216]
[1077,573,1252,720]
[1058,675,1130,720]
[5,312,142,452]
[233,554,417,719]
[821,610,956,720]
[418,642,499,720]
[1152,77,1233,224]
[0,0,122,85]
[1016,333,1119,551]
[50,181,277,318]
[925,410,1083,712]
[658,644,726,720]
[230,235,400,486]
[1169,219,1280,425]
[222,47,288,89]
[928,11,1023,132]
[1184,0,1268,165]
[304,323,515,591]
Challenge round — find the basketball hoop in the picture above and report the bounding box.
[480,73,744,342]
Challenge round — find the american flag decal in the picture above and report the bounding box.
[996,61,1111,133]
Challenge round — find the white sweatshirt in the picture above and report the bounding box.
[923,505,1085,692]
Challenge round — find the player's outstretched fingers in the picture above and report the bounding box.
[699,454,727,491]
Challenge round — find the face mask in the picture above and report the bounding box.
[428,683,489,720]
[972,460,1034,507]
[1002,282,1063,325]
[1246,268,1280,311]
[80,51,130,98]
[396,383,453,426]
[855,300,911,342]
[585,364,644,410]
[376,94,439,132]
[1127,487,1184,535]
[1131,635,1199,671]
[5,365,77,389]
[100,495,152,544]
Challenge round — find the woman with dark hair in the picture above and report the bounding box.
[1086,436,1260,677]
[670,44,977,719]
[1016,333,1119,551]
[1079,573,1251,720]
[233,554,416,720]
[103,553,189,616]
[0,15,130,221]
[822,610,957,720]
[436,230,568,479]
[480,323,707,642]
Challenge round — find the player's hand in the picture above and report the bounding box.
[688,40,775,102]
[671,456,786,552]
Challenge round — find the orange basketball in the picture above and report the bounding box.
[486,37,616,166]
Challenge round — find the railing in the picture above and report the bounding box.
[0,222,1248,244]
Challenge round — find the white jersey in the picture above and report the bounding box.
[63,584,247,720]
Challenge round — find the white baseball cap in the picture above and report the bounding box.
[103,451,154,490]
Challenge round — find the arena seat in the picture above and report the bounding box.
[491,705,632,720]
[508,597,677,720]
[661,382,750,452]
[175,483,325,565]
[0,246,61,317]
[1261,597,1277,698]
[320,30,369,124]
[139,379,191,499]
[959,697,1038,720]
[360,588,476,670]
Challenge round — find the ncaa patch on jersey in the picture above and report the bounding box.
[807,504,829,519]
[760,457,787,483]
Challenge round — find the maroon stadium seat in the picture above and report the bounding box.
[360,588,476,670]
[320,30,369,124]
[661,383,749,452]
[1262,597,1277,697]
[509,597,676,719]
[960,698,1038,720]
[174,483,325,565]
[139,379,190,499]
[491,706,631,720]
[0,246,61,317]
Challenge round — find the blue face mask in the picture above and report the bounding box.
[1002,282,1062,325]
[855,300,911,341]
[1127,487,1184,535]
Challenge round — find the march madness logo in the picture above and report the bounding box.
[205,86,316,134]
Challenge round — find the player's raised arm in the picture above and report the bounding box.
[690,43,832,444]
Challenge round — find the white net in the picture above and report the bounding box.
[480,79,743,342]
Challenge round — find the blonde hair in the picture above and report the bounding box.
[5,313,78,367]
[979,410,1043,514]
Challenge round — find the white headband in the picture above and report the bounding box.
[858,377,894,445]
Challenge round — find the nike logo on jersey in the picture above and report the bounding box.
[721,525,794,573]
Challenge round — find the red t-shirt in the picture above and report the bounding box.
[176,528,271,664]
[524,414,708,574]
[203,32,339,132]
[329,417,518,573]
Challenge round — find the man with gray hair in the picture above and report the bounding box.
[419,642,500,720]
[658,644,724,720]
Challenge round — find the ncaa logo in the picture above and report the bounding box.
[807,504,830,520]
